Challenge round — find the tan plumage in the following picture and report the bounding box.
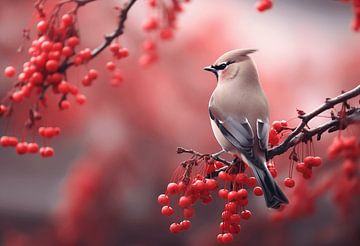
[205,49,288,208]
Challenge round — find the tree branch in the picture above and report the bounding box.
[177,85,360,172]
[60,0,138,72]
[267,85,360,159]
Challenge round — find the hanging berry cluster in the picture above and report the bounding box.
[0,0,137,157]
[158,148,268,244]
[139,0,190,66]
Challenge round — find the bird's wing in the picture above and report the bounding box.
[209,107,254,159]
[256,119,269,152]
[209,107,269,163]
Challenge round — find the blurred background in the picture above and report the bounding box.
[0,0,359,245]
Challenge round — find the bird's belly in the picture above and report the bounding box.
[210,119,237,154]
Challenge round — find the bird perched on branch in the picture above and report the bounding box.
[204,49,288,209]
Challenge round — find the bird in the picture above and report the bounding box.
[204,48,288,209]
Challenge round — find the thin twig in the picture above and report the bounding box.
[60,0,138,72]
[267,85,360,159]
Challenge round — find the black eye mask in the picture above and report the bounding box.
[212,61,235,71]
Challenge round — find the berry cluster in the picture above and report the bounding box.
[294,156,322,180]
[139,0,190,66]
[158,175,217,234]
[105,43,129,87]
[158,156,264,244]
[1,0,133,157]
[268,120,288,146]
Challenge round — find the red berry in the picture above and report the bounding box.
[58,81,71,94]
[183,207,194,219]
[67,36,80,47]
[37,20,48,32]
[8,137,18,147]
[0,136,10,147]
[218,189,229,199]
[166,182,179,195]
[240,210,252,220]
[224,202,237,213]
[61,14,73,27]
[169,223,181,234]
[16,142,28,154]
[0,105,7,114]
[142,40,156,51]
[253,186,263,196]
[221,211,231,221]
[62,46,73,57]
[161,206,174,216]
[80,48,92,60]
[193,179,206,191]
[304,156,314,167]
[11,91,24,102]
[247,177,257,187]
[157,194,170,205]
[160,28,173,40]
[76,94,87,105]
[256,0,273,12]
[284,178,295,188]
[148,0,157,7]
[222,233,233,244]
[40,147,54,157]
[29,72,44,85]
[205,179,218,190]
[269,128,280,146]
[312,156,322,167]
[230,214,241,224]
[27,143,39,153]
[118,48,129,58]
[272,120,283,132]
[229,224,241,234]
[296,162,306,173]
[217,234,224,244]
[227,191,239,201]
[110,43,120,52]
[4,66,16,77]
[88,69,99,80]
[82,75,92,86]
[180,220,191,230]
[237,188,248,199]
[143,17,158,31]
[106,61,116,71]
[60,100,71,110]
[235,173,248,184]
[45,60,59,72]
[178,196,192,208]
[41,41,53,52]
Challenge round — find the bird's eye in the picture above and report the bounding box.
[213,61,233,71]
[214,63,227,70]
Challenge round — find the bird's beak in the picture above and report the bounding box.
[203,66,217,75]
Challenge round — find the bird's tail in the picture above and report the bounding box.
[252,164,288,209]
